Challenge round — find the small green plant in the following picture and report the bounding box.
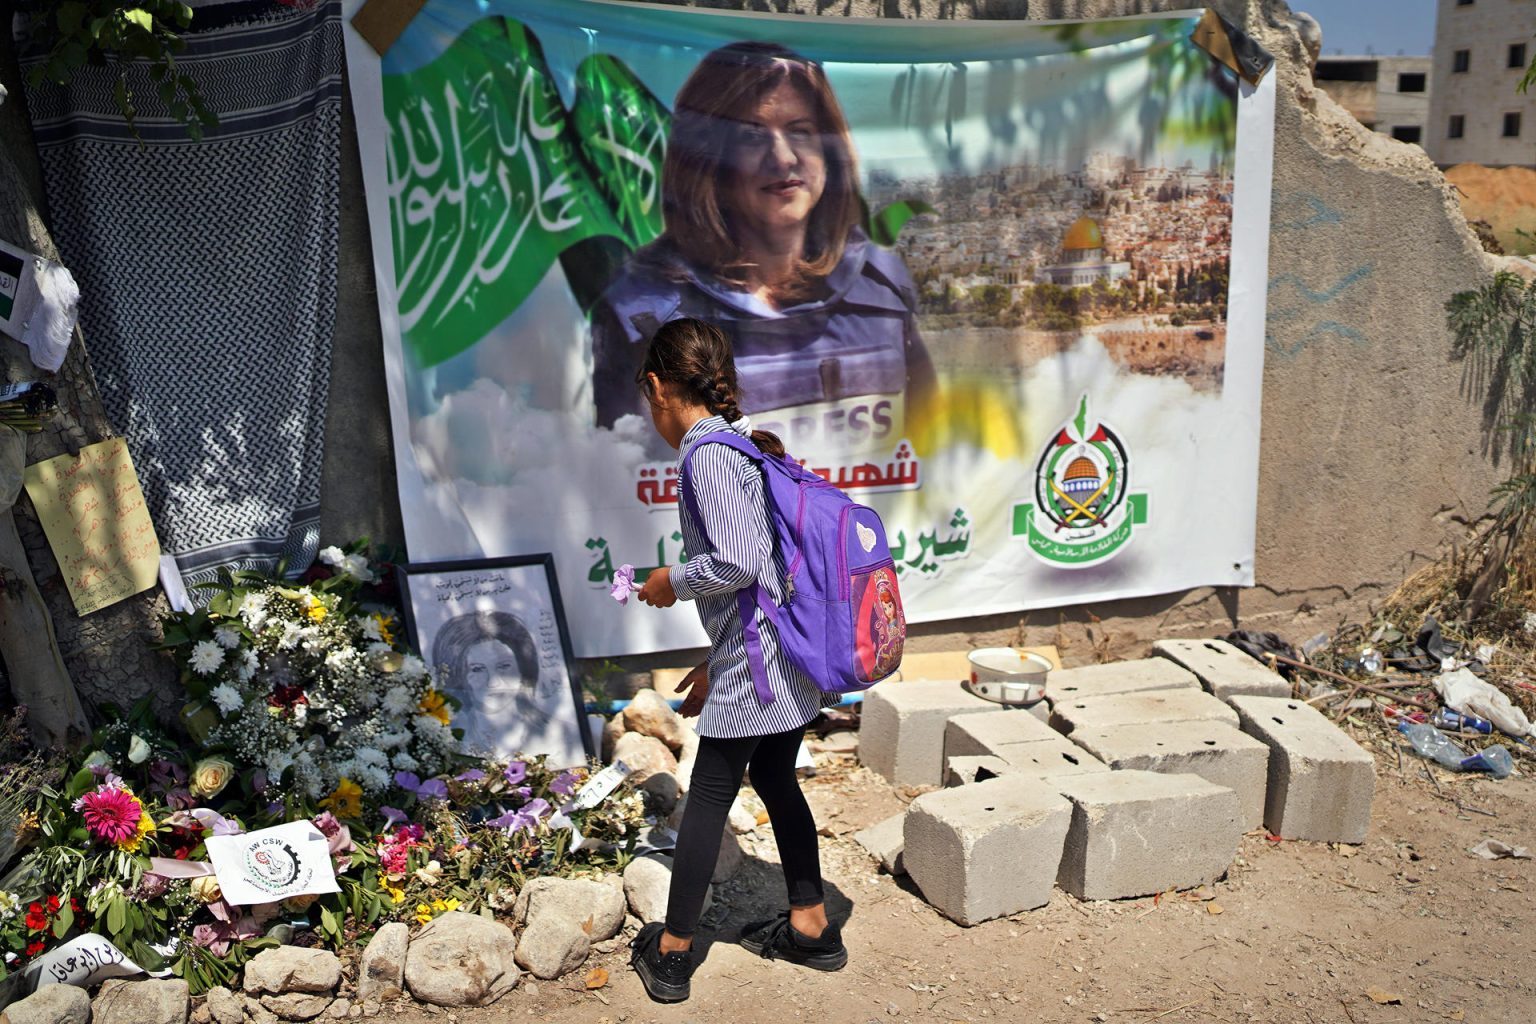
[23,0,217,140]
[1446,271,1536,613]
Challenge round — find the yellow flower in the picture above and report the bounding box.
[189,757,234,800]
[430,899,447,912]
[414,903,433,925]
[383,883,405,905]
[372,614,395,646]
[114,810,157,853]
[441,898,459,913]
[307,602,328,623]
[321,778,363,820]
[418,690,450,726]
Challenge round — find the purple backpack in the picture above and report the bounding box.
[680,431,906,703]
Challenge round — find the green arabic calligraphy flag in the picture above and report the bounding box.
[382,17,626,367]
[571,53,671,249]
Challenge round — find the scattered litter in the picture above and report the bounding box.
[584,967,609,990]
[1434,668,1535,739]
[1398,722,1514,779]
[1467,839,1532,860]
[1206,902,1224,915]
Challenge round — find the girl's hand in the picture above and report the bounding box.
[638,567,677,608]
[677,662,710,718]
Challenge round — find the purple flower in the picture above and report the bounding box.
[394,771,449,801]
[486,797,552,835]
[610,564,641,604]
[166,787,196,810]
[251,769,268,794]
[454,769,486,783]
[549,771,580,797]
[503,761,527,786]
[379,805,410,830]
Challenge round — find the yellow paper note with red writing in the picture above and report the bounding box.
[23,437,161,615]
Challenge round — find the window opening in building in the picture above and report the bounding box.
[1453,50,1471,73]
[1397,72,1426,93]
[1448,114,1465,139]
[1504,112,1523,138]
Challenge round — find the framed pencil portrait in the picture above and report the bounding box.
[398,554,593,768]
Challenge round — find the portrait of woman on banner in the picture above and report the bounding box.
[590,41,936,448]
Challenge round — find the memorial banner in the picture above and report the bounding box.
[343,1,1274,656]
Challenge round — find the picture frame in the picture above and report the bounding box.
[397,553,594,767]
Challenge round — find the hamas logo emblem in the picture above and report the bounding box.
[1011,395,1147,568]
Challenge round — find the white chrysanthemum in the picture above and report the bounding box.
[382,686,415,717]
[398,655,428,681]
[376,729,410,751]
[319,546,346,567]
[366,641,392,658]
[278,622,303,650]
[210,684,243,715]
[324,649,353,670]
[359,616,384,642]
[265,750,294,779]
[213,625,241,649]
[354,747,388,768]
[236,649,259,683]
[357,765,391,793]
[391,750,419,772]
[189,640,224,676]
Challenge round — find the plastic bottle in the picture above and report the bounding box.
[1431,708,1495,734]
[1460,745,1515,779]
[1398,722,1468,770]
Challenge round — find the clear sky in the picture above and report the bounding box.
[1300,0,1439,57]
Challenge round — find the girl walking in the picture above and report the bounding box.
[630,317,847,1003]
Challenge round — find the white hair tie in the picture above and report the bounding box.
[728,414,752,436]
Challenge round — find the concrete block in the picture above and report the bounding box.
[1054,770,1243,901]
[1049,689,1240,736]
[1068,721,1270,830]
[944,755,1015,787]
[999,735,1111,780]
[860,681,998,786]
[1153,638,1290,701]
[852,813,906,875]
[944,708,1059,760]
[1228,696,1375,844]
[904,777,1071,925]
[1043,658,1200,704]
[896,646,1062,682]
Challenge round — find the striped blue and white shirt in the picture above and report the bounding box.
[667,416,832,739]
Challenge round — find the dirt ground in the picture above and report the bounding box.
[391,741,1536,1024]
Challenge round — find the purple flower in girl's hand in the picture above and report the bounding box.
[503,761,527,786]
[394,771,448,801]
[610,564,642,605]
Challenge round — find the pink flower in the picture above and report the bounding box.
[77,785,144,845]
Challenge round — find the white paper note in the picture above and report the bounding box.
[203,821,340,906]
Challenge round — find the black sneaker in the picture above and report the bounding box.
[738,912,848,971]
[629,922,695,1003]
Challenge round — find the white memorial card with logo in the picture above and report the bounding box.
[203,821,340,906]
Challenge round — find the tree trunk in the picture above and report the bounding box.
[0,32,178,724]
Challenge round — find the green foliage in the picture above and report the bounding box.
[1447,271,1536,522]
[23,0,217,141]
[1519,33,1535,95]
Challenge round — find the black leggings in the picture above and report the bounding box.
[664,723,825,938]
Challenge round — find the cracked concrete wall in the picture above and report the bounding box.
[325,0,1516,665]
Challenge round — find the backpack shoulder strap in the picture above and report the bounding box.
[678,431,765,536]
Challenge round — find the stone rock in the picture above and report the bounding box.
[713,827,745,883]
[358,922,408,1004]
[728,797,758,834]
[260,992,333,1021]
[403,911,519,1007]
[611,732,677,785]
[622,689,690,751]
[206,985,244,1024]
[244,998,280,1024]
[623,853,710,923]
[192,1003,212,1024]
[93,978,190,1024]
[513,914,590,981]
[326,1000,352,1019]
[808,730,859,755]
[853,813,906,875]
[601,714,626,762]
[243,947,341,995]
[1,984,91,1024]
[639,772,681,816]
[512,875,626,942]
